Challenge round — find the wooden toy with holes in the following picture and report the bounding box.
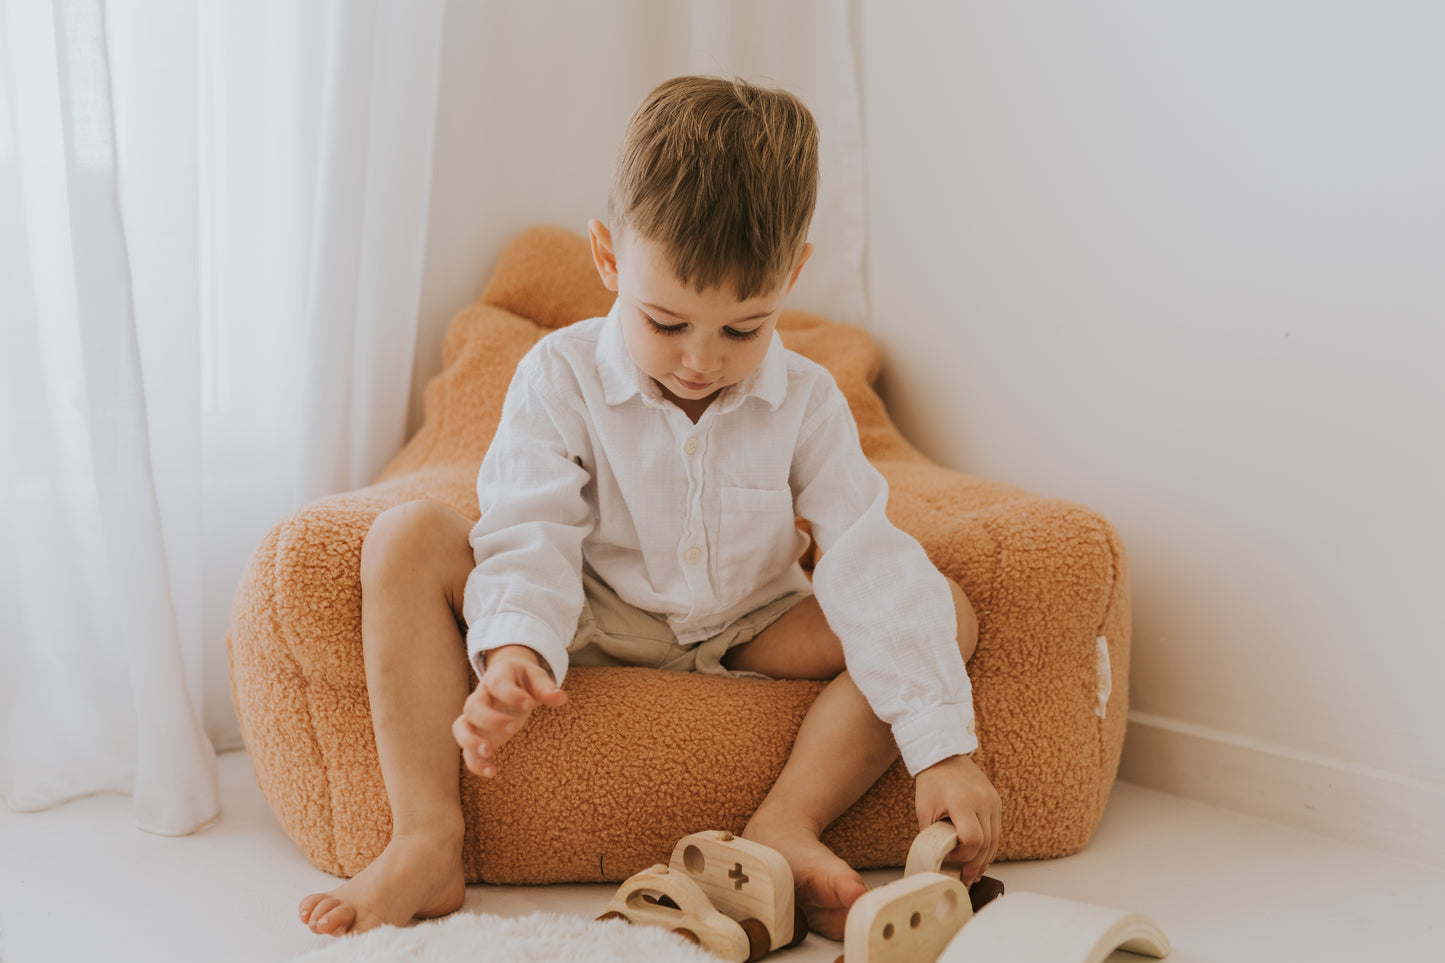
[837,819,1170,963]
[598,830,806,961]
[839,871,975,963]
[598,862,755,960]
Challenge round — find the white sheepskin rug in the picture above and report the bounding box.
[290,910,726,962]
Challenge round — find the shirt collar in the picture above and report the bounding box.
[596,299,789,413]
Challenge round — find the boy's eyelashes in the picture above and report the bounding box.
[643,315,763,343]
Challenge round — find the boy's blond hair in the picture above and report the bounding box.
[608,75,819,300]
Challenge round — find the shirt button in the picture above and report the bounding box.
[683,546,703,565]
[683,437,699,455]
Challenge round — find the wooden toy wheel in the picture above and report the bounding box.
[786,903,809,948]
[739,917,770,962]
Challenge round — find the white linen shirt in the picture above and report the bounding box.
[463,302,978,774]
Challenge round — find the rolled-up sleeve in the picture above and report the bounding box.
[463,354,594,685]
[792,390,978,775]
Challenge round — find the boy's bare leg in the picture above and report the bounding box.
[723,581,977,941]
[741,670,896,940]
[298,501,477,936]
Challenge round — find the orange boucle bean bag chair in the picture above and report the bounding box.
[228,225,1131,885]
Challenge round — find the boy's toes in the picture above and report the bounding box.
[799,866,867,909]
[834,872,870,907]
[796,867,870,941]
[298,893,326,924]
[318,904,358,936]
[803,905,850,943]
[305,897,343,933]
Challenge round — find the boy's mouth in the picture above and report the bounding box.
[675,376,714,392]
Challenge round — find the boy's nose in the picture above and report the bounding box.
[682,343,720,374]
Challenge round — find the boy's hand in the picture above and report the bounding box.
[914,753,1001,886]
[453,645,568,778]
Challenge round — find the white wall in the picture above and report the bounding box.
[860,2,1445,862]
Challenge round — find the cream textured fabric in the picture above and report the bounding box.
[290,911,720,963]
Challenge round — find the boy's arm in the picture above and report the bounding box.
[463,355,595,687]
[791,391,978,776]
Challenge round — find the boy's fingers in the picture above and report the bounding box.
[947,813,988,883]
[454,725,485,773]
[520,665,568,706]
[462,746,496,778]
[534,682,568,707]
[452,715,492,754]
[482,675,535,716]
[986,806,1002,870]
[463,696,520,733]
[454,716,501,778]
[451,715,470,749]
[457,707,518,759]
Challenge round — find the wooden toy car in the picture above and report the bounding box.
[598,830,806,961]
[598,863,755,960]
[668,830,806,954]
[840,871,973,963]
[833,820,1007,963]
[839,820,1168,963]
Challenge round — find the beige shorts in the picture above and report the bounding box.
[567,566,810,680]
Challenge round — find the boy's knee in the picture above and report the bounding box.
[948,578,978,663]
[362,500,470,587]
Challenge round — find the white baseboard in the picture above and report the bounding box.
[1119,711,1445,869]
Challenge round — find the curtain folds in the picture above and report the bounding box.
[1,0,859,839]
[0,0,445,835]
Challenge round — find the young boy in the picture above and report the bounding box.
[299,75,1000,942]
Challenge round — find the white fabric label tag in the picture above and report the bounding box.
[1095,636,1112,720]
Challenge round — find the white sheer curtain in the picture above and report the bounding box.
[1,0,861,839]
[0,0,444,835]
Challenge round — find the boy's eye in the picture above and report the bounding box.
[644,315,764,342]
[646,316,686,335]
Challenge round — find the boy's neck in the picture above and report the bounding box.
[658,381,720,424]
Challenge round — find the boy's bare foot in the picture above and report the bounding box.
[298,829,466,936]
[742,809,870,942]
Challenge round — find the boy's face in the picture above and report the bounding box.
[589,220,811,412]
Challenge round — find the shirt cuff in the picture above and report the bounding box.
[891,703,979,777]
[466,612,571,686]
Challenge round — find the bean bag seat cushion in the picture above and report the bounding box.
[227,225,1131,884]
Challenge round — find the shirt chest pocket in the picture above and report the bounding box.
[719,486,808,594]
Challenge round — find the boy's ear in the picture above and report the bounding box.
[588,219,620,293]
[785,241,814,295]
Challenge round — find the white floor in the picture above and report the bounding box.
[2,749,1441,963]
